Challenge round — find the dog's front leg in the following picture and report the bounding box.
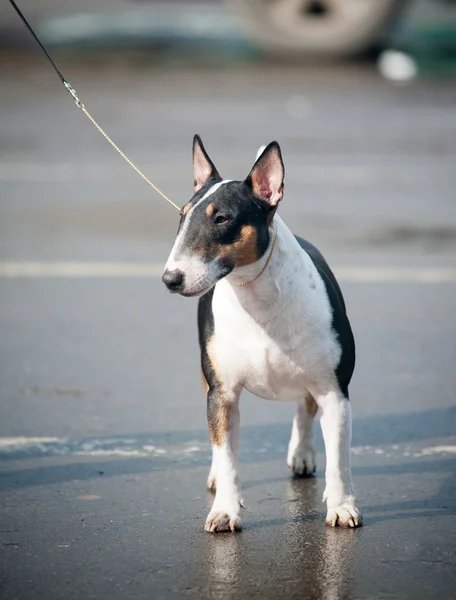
[204,390,243,533]
[316,389,362,528]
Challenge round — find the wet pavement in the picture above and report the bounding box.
[0,60,456,599]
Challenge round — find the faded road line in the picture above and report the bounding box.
[1,262,456,283]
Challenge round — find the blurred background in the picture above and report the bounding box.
[1,2,456,599]
[2,0,456,68]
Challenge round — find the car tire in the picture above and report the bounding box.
[226,0,406,59]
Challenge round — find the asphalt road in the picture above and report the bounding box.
[1,58,456,599]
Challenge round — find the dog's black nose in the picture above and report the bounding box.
[162,269,185,292]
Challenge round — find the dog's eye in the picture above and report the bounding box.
[215,215,228,225]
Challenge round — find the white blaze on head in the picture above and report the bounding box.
[163,180,233,296]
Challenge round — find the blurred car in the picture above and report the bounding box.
[226,0,456,59]
[1,0,455,65]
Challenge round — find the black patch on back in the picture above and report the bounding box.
[295,236,355,398]
[197,231,355,398]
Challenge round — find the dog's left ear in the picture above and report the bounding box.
[193,134,222,193]
[245,141,284,208]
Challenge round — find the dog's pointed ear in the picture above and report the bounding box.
[245,142,284,208]
[192,135,222,193]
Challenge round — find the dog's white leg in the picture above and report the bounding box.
[316,389,362,527]
[206,415,239,493]
[287,393,317,477]
[205,394,243,533]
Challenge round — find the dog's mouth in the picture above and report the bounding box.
[175,263,233,298]
[178,287,212,298]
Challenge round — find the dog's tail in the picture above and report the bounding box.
[255,145,266,161]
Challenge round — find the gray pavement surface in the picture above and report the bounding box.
[1,59,456,599]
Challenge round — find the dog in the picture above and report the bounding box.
[162,135,362,532]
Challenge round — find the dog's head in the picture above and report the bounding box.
[162,135,284,297]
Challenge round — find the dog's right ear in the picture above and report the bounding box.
[192,135,222,193]
[245,141,284,209]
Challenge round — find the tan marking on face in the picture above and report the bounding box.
[206,202,216,217]
[181,223,259,273]
[182,202,192,216]
[191,244,207,258]
[219,224,259,268]
[206,336,230,446]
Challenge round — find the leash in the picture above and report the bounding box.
[8,0,278,286]
[8,0,180,213]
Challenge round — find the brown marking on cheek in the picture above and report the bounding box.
[182,203,192,216]
[191,244,216,263]
[206,202,216,217]
[192,241,221,263]
[192,245,205,257]
[219,224,259,268]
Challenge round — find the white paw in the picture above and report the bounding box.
[287,444,316,477]
[325,503,363,528]
[204,511,242,533]
[205,491,244,533]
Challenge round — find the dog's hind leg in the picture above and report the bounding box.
[204,390,244,533]
[287,393,318,477]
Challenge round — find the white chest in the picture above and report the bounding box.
[213,306,306,400]
[210,240,340,401]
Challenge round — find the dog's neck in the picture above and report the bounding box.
[222,217,293,317]
[226,220,277,288]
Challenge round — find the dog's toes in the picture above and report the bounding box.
[287,447,316,478]
[291,459,316,478]
[204,512,242,533]
[326,504,363,528]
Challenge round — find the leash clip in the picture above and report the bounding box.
[64,81,84,109]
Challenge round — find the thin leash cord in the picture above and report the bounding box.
[79,107,180,211]
[8,0,180,213]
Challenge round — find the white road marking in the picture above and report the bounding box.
[415,445,456,457]
[0,262,456,283]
